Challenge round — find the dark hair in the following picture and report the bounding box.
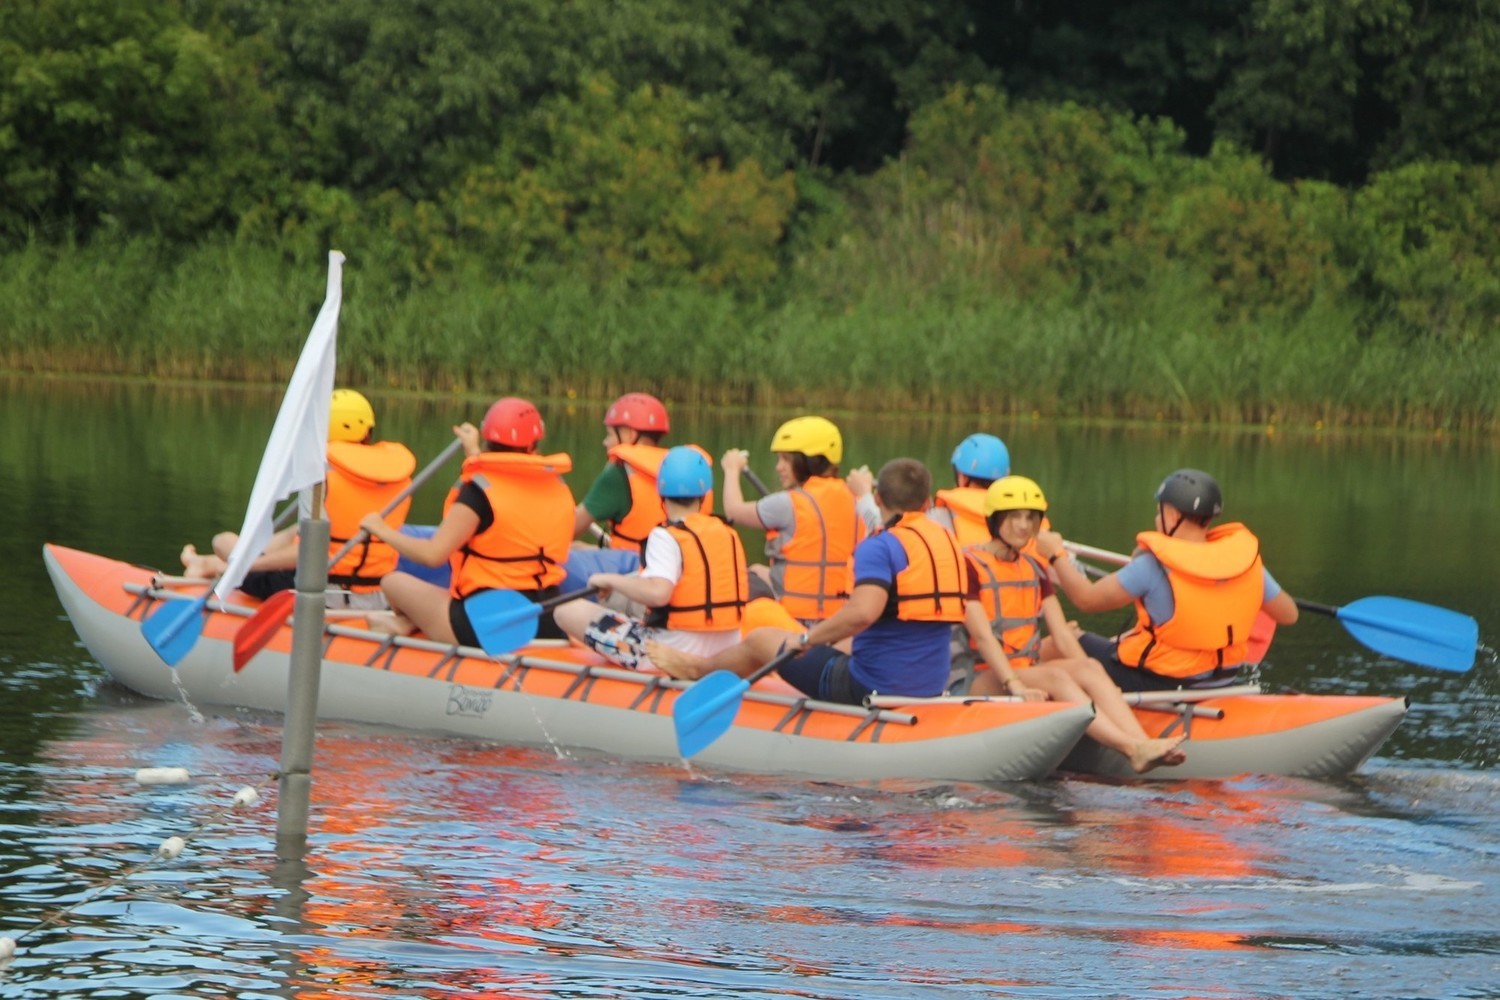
[876,458,931,513]
[485,441,532,454]
[784,452,837,484]
[954,468,996,490]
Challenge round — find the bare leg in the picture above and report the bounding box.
[1047,657,1165,742]
[646,626,798,681]
[374,572,454,643]
[210,531,241,561]
[1002,663,1186,773]
[553,597,606,644]
[180,544,228,579]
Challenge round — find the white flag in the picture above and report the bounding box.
[213,251,344,601]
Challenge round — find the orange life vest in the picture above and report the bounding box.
[933,487,1050,561]
[446,451,574,598]
[964,545,1047,666]
[885,513,969,623]
[933,487,990,546]
[1115,523,1265,678]
[768,476,866,621]
[645,513,748,631]
[605,443,714,552]
[325,440,417,590]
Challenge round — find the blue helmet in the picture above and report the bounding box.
[951,434,1010,482]
[657,446,712,499]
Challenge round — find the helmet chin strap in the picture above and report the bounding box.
[1160,503,1183,537]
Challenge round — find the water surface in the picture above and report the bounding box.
[2,376,1497,997]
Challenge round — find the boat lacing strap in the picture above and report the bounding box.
[561,666,600,701]
[628,676,666,711]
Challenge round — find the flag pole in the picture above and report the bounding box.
[277,482,328,850]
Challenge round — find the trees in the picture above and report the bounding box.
[0,0,277,245]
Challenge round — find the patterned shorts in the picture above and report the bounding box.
[581,613,653,669]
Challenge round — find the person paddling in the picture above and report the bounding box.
[649,458,966,704]
[962,476,1186,773]
[180,389,416,610]
[359,397,574,646]
[719,415,879,625]
[554,447,748,671]
[1035,469,1299,692]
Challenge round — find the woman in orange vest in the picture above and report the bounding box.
[179,389,415,610]
[719,415,879,625]
[360,397,575,646]
[554,447,748,670]
[964,476,1187,773]
[650,459,968,704]
[1036,469,1300,692]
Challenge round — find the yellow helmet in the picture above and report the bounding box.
[770,416,842,464]
[984,475,1048,515]
[329,389,375,443]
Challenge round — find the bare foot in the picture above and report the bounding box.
[1129,735,1187,774]
[643,639,706,680]
[365,611,415,637]
[180,544,225,579]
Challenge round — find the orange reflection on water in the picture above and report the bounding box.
[1058,781,1286,880]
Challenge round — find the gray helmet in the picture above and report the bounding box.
[1155,469,1222,519]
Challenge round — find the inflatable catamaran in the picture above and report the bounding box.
[45,544,1413,782]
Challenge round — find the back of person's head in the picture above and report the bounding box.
[329,389,375,443]
[1154,468,1221,526]
[657,446,712,504]
[784,453,837,483]
[605,392,669,444]
[951,433,1009,486]
[481,397,545,452]
[876,458,931,514]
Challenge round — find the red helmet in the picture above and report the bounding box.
[604,392,670,434]
[480,397,544,448]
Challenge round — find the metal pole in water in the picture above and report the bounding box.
[277,484,329,851]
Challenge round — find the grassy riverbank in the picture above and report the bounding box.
[3,237,1495,434]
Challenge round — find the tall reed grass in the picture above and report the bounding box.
[2,237,1495,434]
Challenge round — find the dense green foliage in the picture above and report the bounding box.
[2,0,1497,429]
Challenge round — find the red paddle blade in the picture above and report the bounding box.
[233,590,296,672]
[1246,610,1277,664]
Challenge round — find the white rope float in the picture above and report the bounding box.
[0,766,276,971]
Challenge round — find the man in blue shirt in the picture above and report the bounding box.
[647,458,968,705]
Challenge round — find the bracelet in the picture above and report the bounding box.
[1047,553,1061,566]
[798,631,811,649]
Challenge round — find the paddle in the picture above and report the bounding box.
[673,647,799,759]
[465,584,601,655]
[1062,541,1478,673]
[743,467,773,497]
[1293,596,1477,673]
[142,592,212,666]
[230,438,465,671]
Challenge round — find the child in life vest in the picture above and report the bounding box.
[553,447,749,671]
[965,476,1188,774]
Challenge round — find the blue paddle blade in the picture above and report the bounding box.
[673,671,752,759]
[142,595,209,666]
[1336,596,1478,673]
[465,589,542,654]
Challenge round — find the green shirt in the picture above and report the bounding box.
[581,461,633,525]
